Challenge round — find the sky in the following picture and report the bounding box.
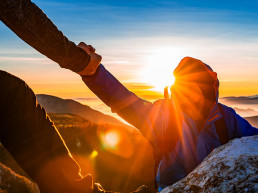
[0,0,258,101]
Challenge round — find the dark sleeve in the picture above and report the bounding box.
[82,64,166,145]
[0,0,90,72]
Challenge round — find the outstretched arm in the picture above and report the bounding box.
[82,64,167,146]
[0,0,101,74]
[77,43,167,146]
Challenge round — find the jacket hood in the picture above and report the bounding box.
[170,57,220,121]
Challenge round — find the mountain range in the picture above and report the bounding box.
[232,107,258,118]
[221,96,258,105]
[36,94,133,130]
[35,94,154,192]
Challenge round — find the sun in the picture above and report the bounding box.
[143,64,175,92]
[141,47,183,92]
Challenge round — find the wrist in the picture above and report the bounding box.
[77,43,102,76]
[77,54,101,76]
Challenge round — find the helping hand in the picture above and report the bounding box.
[77,42,102,76]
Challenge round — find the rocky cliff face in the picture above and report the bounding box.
[161,135,258,193]
[0,162,39,193]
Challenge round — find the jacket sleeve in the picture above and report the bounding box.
[0,0,90,72]
[82,64,167,146]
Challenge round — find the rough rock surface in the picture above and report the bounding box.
[0,162,39,193]
[161,135,258,193]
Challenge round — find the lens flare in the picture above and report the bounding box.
[103,131,120,149]
[90,150,98,159]
[97,126,134,158]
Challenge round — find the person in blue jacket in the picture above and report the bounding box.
[78,43,258,191]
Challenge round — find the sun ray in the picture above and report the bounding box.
[141,47,186,92]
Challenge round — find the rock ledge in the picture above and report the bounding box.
[161,135,258,193]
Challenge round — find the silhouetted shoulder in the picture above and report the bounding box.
[218,103,236,115]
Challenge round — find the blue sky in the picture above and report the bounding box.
[2,0,258,41]
[0,0,258,98]
[32,0,258,39]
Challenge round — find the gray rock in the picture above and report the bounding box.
[161,135,258,193]
[0,162,39,193]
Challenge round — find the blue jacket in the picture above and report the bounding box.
[82,57,258,191]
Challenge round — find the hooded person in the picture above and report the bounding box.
[78,43,258,191]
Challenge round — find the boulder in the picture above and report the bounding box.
[0,162,39,193]
[161,135,258,193]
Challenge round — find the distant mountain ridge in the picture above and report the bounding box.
[233,107,258,117]
[36,94,132,129]
[221,96,258,104]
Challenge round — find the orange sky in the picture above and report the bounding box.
[2,38,256,100]
[0,1,258,100]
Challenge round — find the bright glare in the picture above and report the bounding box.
[142,47,184,92]
[90,150,98,159]
[104,131,120,148]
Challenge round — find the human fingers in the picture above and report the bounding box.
[78,42,91,55]
[88,45,96,53]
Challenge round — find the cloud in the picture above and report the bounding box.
[0,56,50,62]
[124,82,154,90]
[233,107,258,117]
[73,97,100,101]
[220,95,258,114]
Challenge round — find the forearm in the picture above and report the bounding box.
[82,64,168,148]
[82,65,137,111]
[0,0,90,72]
[82,64,153,129]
